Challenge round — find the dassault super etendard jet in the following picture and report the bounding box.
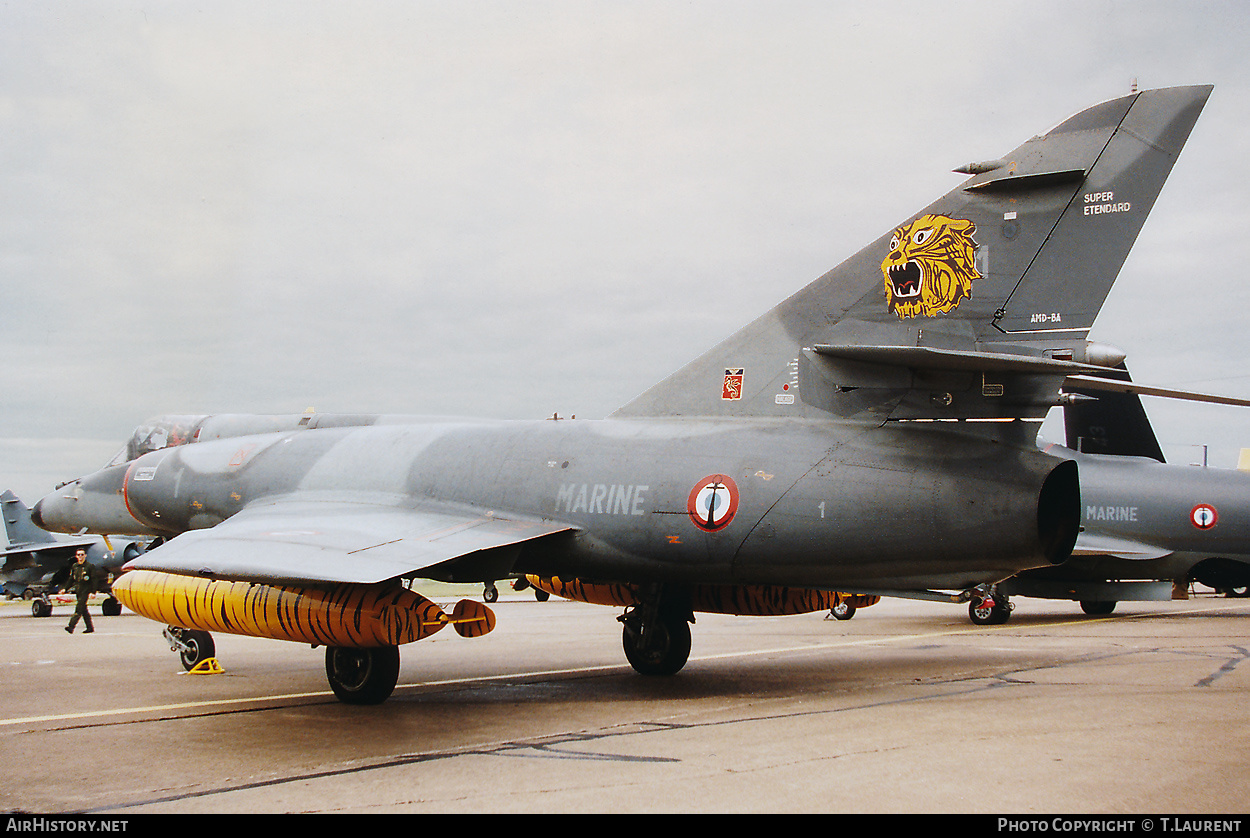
[34,85,1212,703]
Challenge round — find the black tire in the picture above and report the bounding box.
[31,598,52,618]
[483,584,499,603]
[969,598,1011,626]
[325,646,401,705]
[622,614,691,676]
[831,601,856,620]
[101,597,122,617]
[534,589,550,602]
[179,630,216,670]
[1080,600,1117,616]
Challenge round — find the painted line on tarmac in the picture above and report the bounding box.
[5,598,1249,728]
[0,664,630,728]
[0,691,335,727]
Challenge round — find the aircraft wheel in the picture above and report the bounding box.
[101,597,122,617]
[325,646,400,705]
[179,630,216,670]
[969,598,1011,626]
[483,583,499,603]
[31,598,52,618]
[622,612,691,676]
[534,589,550,602]
[1080,600,1117,616]
[830,601,856,621]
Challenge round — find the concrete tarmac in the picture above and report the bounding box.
[3,589,1249,814]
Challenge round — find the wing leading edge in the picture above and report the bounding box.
[127,496,576,586]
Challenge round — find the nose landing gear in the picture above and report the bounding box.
[164,626,216,670]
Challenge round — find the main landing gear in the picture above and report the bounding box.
[161,624,401,705]
[967,586,1013,625]
[619,585,693,676]
[324,646,401,705]
[27,592,122,618]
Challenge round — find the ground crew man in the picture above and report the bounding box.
[65,549,95,634]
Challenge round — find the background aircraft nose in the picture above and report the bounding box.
[30,497,47,530]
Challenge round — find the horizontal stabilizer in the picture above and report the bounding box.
[814,344,1104,376]
[803,344,1110,422]
[128,496,576,586]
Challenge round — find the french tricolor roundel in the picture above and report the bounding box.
[1191,504,1218,530]
[688,474,739,532]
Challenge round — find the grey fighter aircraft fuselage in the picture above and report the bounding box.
[1068,448,1250,559]
[38,415,1072,593]
[1,489,144,615]
[1009,445,1250,602]
[33,84,1215,703]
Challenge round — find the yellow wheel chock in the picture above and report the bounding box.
[187,657,225,675]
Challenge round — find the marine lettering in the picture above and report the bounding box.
[556,483,648,516]
[610,484,633,515]
[1085,505,1139,522]
[589,484,608,513]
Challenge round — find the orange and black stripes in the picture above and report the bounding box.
[526,575,642,608]
[449,599,496,638]
[690,585,880,616]
[113,570,494,648]
[526,575,880,617]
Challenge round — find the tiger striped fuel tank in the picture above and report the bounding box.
[113,570,494,647]
[526,575,879,617]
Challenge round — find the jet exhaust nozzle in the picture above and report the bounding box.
[1038,459,1081,565]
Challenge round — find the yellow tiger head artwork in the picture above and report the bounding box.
[881,214,980,318]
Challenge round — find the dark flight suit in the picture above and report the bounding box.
[65,560,95,634]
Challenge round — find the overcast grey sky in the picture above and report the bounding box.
[3,1,1249,505]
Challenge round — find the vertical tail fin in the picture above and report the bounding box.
[2,490,54,547]
[1062,365,1165,461]
[614,85,1212,422]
